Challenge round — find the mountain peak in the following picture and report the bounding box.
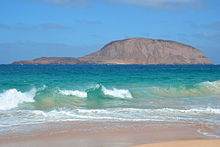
[13,38,213,65]
[80,38,213,65]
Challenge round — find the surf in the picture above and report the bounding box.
[0,88,36,110]
[150,80,220,98]
[58,84,133,99]
[59,89,87,98]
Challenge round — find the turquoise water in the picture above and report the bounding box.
[0,65,220,134]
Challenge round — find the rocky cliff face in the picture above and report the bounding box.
[12,38,213,65]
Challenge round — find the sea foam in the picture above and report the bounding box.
[59,90,87,98]
[5,107,220,123]
[0,88,36,110]
[101,86,133,99]
[59,85,133,99]
[0,106,220,128]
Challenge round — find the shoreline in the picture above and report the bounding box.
[131,139,220,147]
[0,121,219,147]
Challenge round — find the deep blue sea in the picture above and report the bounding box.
[0,65,220,136]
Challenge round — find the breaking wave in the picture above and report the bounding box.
[59,90,87,98]
[59,84,133,99]
[102,86,133,99]
[151,80,220,98]
[0,88,36,110]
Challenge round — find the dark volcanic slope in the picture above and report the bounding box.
[13,38,213,65]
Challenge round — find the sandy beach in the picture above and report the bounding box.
[0,121,219,147]
[132,140,220,147]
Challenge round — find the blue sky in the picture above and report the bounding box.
[0,0,220,64]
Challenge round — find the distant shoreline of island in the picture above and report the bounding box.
[12,37,213,65]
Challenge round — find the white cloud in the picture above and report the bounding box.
[203,21,220,31]
[26,0,205,10]
[110,0,204,10]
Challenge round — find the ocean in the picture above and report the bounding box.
[0,65,220,136]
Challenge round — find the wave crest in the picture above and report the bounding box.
[151,80,220,98]
[101,86,133,99]
[59,84,133,99]
[59,90,87,98]
[0,88,36,110]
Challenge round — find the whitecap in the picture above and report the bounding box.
[101,86,133,99]
[0,88,36,110]
[59,89,87,98]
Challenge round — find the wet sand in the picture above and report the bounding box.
[0,121,218,147]
[131,140,220,147]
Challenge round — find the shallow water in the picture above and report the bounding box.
[0,65,220,136]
